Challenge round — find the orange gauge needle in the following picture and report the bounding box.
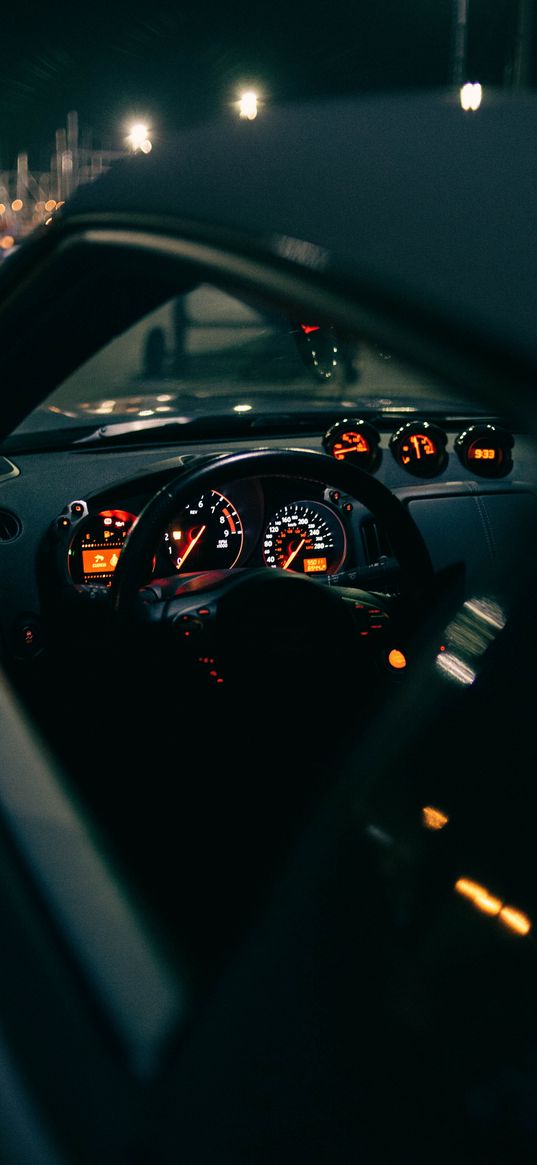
[334,440,365,458]
[177,524,206,569]
[282,537,306,570]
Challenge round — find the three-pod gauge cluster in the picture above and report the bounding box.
[322,419,514,478]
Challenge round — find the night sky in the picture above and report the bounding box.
[1,1,530,168]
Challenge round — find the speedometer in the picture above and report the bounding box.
[262,501,346,575]
[163,489,243,572]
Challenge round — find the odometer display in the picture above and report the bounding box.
[262,501,346,575]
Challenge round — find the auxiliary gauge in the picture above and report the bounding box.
[390,420,447,477]
[323,417,380,472]
[455,424,513,478]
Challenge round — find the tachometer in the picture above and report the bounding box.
[163,489,243,572]
[262,501,346,575]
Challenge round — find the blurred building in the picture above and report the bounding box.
[0,112,126,254]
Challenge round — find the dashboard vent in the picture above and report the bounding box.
[0,456,20,483]
[0,509,21,543]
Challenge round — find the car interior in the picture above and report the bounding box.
[1,152,537,1162]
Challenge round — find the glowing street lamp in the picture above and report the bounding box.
[460,82,482,111]
[238,91,259,120]
[126,123,152,152]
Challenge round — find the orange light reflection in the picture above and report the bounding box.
[387,648,407,670]
[455,878,532,934]
[422,806,449,831]
[499,906,532,936]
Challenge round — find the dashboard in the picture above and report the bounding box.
[56,419,517,590]
[60,480,350,590]
[1,412,537,664]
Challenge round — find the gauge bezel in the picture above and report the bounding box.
[322,417,381,473]
[455,423,513,478]
[162,488,244,573]
[262,498,347,575]
[389,420,448,478]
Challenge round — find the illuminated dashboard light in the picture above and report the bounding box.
[455,424,513,478]
[389,420,447,477]
[387,648,407,670]
[422,806,448,831]
[323,417,380,472]
[470,447,495,460]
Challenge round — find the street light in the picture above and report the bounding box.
[126,123,152,152]
[460,82,482,111]
[238,91,259,120]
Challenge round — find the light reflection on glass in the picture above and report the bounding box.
[436,650,476,686]
[499,906,531,936]
[435,595,506,685]
[455,878,531,935]
[463,598,505,632]
[422,806,449,830]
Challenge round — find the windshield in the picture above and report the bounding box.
[14,283,466,439]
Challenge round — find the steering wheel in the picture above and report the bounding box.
[111,448,433,699]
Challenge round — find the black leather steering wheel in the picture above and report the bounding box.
[111,448,433,696]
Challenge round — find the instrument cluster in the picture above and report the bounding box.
[60,479,351,590]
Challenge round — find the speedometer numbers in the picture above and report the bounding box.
[163,489,243,572]
[262,501,346,575]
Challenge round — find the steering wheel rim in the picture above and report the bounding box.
[111,447,434,617]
